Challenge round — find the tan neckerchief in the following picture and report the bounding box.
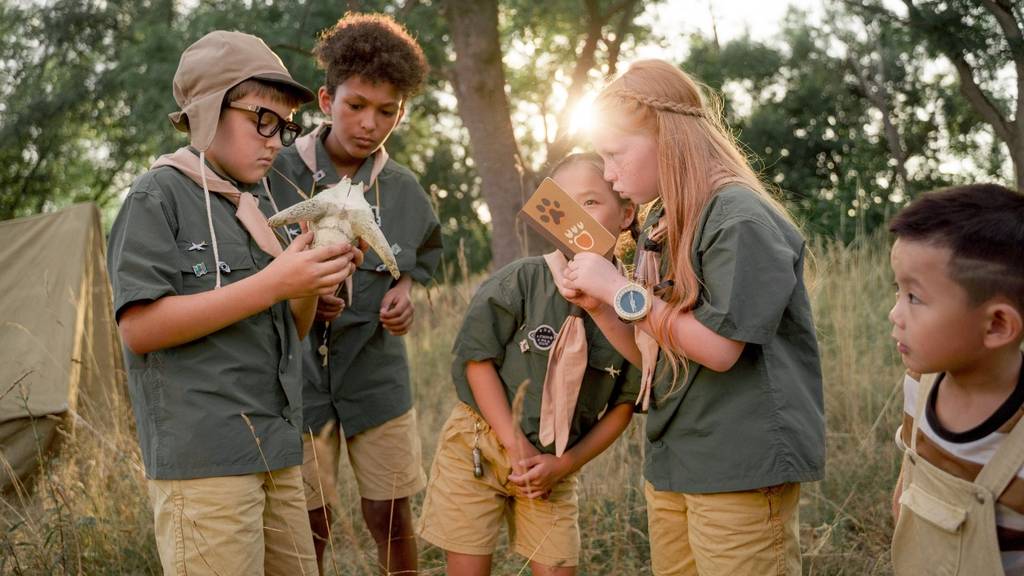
[538,251,589,457]
[152,148,284,289]
[632,218,668,410]
[293,123,389,189]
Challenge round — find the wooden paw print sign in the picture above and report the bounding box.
[518,178,617,258]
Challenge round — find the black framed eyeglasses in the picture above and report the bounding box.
[227,102,302,146]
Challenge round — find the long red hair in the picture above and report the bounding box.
[595,60,795,380]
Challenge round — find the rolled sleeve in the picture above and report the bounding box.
[107,189,182,320]
[692,216,799,345]
[610,363,643,409]
[452,274,522,369]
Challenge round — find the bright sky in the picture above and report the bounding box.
[634,0,823,62]
[558,0,830,134]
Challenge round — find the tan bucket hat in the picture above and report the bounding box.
[168,30,314,151]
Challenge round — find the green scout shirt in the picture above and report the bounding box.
[641,185,825,493]
[268,126,442,437]
[451,256,641,454]
[107,158,304,480]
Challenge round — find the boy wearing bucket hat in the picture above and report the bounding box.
[107,30,360,575]
[267,13,441,574]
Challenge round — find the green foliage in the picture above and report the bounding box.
[0,0,492,281]
[0,0,1016,266]
[683,5,1010,242]
[0,0,178,219]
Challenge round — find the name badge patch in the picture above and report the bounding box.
[528,324,558,350]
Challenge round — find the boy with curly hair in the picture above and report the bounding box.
[268,12,441,574]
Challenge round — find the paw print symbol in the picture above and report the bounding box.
[564,222,596,250]
[536,198,566,225]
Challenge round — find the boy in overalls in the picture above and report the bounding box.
[889,184,1024,575]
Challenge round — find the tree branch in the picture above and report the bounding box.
[606,0,639,77]
[947,52,1014,144]
[838,0,908,25]
[542,0,610,168]
[980,0,1024,132]
[982,0,1024,61]
[901,0,1014,146]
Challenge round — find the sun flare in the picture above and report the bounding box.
[568,91,598,136]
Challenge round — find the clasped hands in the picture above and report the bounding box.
[506,433,573,500]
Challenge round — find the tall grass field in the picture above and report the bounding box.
[1,233,905,575]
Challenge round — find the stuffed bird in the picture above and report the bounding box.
[267,176,400,302]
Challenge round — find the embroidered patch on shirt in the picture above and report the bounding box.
[528,325,558,350]
[187,241,207,252]
[520,339,529,353]
[192,262,208,278]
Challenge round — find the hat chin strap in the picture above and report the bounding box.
[198,151,223,289]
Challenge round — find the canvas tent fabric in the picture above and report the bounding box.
[0,203,125,493]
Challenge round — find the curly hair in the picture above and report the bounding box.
[314,12,429,99]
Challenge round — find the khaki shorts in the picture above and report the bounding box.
[645,480,801,576]
[417,403,580,567]
[301,408,426,508]
[148,466,316,576]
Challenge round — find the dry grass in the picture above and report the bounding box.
[1,232,906,575]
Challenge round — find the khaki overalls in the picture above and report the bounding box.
[893,373,1024,575]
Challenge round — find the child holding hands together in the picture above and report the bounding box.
[418,153,640,576]
[562,60,825,576]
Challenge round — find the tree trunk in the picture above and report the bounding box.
[443,0,529,269]
[1011,143,1024,191]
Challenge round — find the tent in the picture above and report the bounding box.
[0,203,125,493]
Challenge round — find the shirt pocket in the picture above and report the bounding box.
[177,240,255,294]
[891,481,967,575]
[900,483,967,532]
